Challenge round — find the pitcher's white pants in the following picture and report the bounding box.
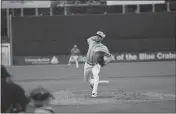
[84,62,101,94]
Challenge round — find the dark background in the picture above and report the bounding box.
[12,12,176,56]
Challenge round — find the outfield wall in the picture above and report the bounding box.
[12,12,176,65]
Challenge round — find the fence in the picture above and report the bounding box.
[1,2,176,16]
[2,2,176,37]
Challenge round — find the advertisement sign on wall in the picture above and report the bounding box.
[13,51,176,65]
[107,1,165,6]
[111,52,176,62]
[13,56,60,65]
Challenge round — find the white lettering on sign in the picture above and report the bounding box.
[25,58,50,64]
[157,52,176,59]
[78,56,86,62]
[111,55,116,61]
[25,58,50,62]
[139,53,155,60]
[116,54,124,60]
[125,54,137,60]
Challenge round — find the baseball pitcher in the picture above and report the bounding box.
[84,31,112,97]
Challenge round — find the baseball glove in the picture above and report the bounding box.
[94,51,106,67]
[97,55,105,67]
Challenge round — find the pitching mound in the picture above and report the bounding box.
[50,89,175,105]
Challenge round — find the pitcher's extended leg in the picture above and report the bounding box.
[92,64,101,97]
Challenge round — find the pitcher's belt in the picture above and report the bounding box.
[86,61,95,66]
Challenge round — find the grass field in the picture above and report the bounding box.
[6,61,176,113]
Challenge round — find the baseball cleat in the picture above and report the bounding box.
[99,80,109,84]
[91,93,98,98]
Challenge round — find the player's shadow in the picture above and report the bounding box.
[97,95,114,99]
[84,94,114,99]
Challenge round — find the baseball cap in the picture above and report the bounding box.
[96,31,106,38]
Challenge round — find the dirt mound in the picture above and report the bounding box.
[50,90,175,105]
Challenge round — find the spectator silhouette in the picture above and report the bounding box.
[1,65,29,113]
